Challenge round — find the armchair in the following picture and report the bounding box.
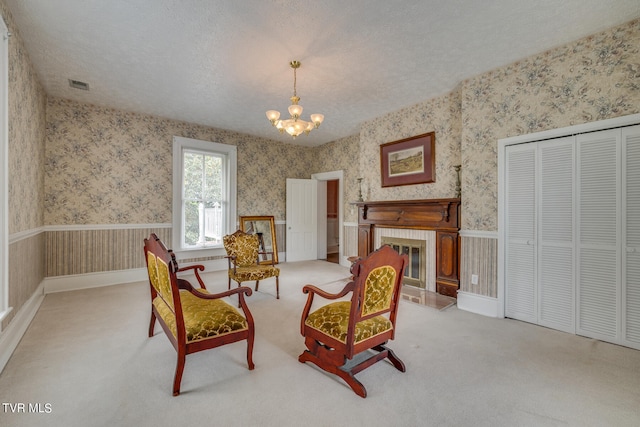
[223,229,280,299]
[298,245,408,398]
[144,233,255,396]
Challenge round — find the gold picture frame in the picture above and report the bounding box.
[239,215,278,264]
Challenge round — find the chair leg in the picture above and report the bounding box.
[335,368,367,398]
[247,326,255,370]
[299,348,367,398]
[382,345,406,372]
[148,310,156,337]
[255,280,260,291]
[276,276,280,299]
[228,276,231,290]
[173,350,186,396]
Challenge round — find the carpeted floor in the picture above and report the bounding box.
[1,260,639,427]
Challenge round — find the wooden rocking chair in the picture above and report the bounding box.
[298,245,408,397]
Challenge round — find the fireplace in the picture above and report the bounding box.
[355,198,460,298]
[381,237,426,289]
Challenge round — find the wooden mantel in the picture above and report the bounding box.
[354,198,461,298]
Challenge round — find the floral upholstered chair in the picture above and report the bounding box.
[144,233,255,396]
[223,229,280,299]
[298,244,408,398]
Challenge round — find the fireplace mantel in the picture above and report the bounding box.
[354,198,460,298]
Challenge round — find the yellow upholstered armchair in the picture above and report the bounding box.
[298,244,408,398]
[144,233,255,396]
[223,229,280,299]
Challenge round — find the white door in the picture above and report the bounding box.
[538,137,575,333]
[576,129,620,342]
[504,143,537,323]
[623,125,640,346]
[286,178,318,262]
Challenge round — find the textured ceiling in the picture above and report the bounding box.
[5,0,640,146]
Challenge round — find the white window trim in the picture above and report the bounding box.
[172,136,237,259]
[0,15,11,327]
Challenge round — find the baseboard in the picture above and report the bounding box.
[456,291,501,318]
[44,268,149,294]
[0,283,45,374]
[43,258,230,294]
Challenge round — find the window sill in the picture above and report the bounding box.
[173,246,226,260]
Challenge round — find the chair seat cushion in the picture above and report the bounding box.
[229,265,279,282]
[153,290,248,343]
[304,301,392,344]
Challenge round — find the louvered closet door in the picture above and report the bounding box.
[576,129,620,342]
[505,144,537,323]
[538,138,575,333]
[623,125,640,349]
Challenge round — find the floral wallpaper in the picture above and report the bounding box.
[3,0,47,235]
[353,19,640,232]
[460,18,640,231]
[358,89,462,203]
[2,0,47,329]
[45,98,315,225]
[310,134,360,222]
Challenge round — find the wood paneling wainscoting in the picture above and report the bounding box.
[354,199,460,298]
[45,227,172,277]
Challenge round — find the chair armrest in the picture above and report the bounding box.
[302,281,354,300]
[187,285,253,300]
[258,251,275,266]
[300,281,354,334]
[185,284,254,322]
[177,264,207,289]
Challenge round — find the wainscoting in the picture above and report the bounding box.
[45,226,172,277]
[5,232,45,329]
[458,230,500,317]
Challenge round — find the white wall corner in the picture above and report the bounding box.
[0,282,44,374]
[456,291,502,318]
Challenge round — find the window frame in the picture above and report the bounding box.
[0,15,10,325]
[172,136,237,258]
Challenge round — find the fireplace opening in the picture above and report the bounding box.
[381,237,426,289]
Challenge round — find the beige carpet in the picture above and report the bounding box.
[1,260,640,427]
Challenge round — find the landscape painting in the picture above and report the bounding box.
[380,132,435,187]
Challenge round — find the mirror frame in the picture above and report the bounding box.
[239,215,278,265]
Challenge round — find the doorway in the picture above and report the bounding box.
[311,170,345,266]
[326,179,339,263]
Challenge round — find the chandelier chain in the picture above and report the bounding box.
[292,66,297,98]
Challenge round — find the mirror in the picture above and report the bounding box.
[239,216,278,264]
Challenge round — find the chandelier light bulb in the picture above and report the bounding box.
[288,104,303,120]
[310,113,324,128]
[266,110,280,125]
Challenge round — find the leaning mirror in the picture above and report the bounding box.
[239,216,278,264]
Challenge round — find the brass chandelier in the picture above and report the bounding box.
[266,60,324,138]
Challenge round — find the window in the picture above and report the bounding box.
[172,137,236,254]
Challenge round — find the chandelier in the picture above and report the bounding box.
[266,60,324,138]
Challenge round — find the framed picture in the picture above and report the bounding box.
[380,132,435,187]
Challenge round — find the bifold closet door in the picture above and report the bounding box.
[623,125,640,348]
[505,138,575,330]
[505,144,537,323]
[537,138,575,333]
[576,129,620,342]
